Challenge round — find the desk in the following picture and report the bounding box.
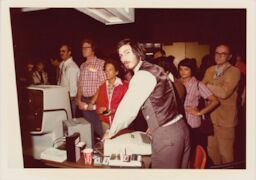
[42,155,151,168]
[42,129,151,168]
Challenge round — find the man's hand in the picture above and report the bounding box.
[145,128,152,139]
[87,104,95,111]
[78,101,88,110]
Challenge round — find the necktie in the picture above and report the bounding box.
[56,66,60,84]
[58,63,64,84]
[39,72,44,84]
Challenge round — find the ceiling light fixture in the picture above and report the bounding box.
[76,8,134,25]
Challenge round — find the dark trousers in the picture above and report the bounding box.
[191,127,207,148]
[151,120,191,168]
[70,98,77,118]
[190,127,207,158]
[81,96,103,139]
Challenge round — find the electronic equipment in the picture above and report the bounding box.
[66,132,80,162]
[108,153,142,167]
[25,85,72,159]
[104,131,152,156]
[102,110,108,114]
[63,118,93,148]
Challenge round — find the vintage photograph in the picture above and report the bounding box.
[10,7,246,169]
[1,0,255,180]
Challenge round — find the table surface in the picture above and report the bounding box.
[42,154,151,168]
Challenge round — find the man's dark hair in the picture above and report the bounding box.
[60,43,72,52]
[178,58,198,76]
[117,38,145,60]
[155,49,166,56]
[49,53,60,61]
[214,42,232,54]
[81,38,96,52]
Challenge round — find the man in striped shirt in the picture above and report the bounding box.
[77,39,106,139]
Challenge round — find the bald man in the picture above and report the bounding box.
[203,44,241,165]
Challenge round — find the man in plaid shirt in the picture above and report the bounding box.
[77,39,106,140]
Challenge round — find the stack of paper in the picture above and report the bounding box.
[40,147,67,162]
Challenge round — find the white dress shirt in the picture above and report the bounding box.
[108,61,157,137]
[58,57,80,97]
[32,71,49,85]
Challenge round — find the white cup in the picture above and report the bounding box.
[82,148,93,165]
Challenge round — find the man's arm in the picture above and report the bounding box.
[68,67,80,97]
[207,68,240,99]
[202,68,211,85]
[108,70,157,138]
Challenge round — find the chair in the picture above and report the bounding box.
[191,145,207,169]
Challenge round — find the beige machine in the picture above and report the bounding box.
[104,131,152,156]
[26,85,72,159]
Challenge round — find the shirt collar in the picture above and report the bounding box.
[86,56,97,63]
[186,76,197,88]
[63,57,73,66]
[133,60,143,73]
[106,77,123,87]
[214,62,231,78]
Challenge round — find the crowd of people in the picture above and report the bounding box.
[18,38,246,169]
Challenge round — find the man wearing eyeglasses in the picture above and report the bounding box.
[202,44,241,165]
[77,39,106,140]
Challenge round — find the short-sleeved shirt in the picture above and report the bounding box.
[184,77,213,128]
[79,57,106,97]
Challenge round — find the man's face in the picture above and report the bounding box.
[36,64,44,72]
[50,59,59,67]
[59,45,71,61]
[215,45,232,65]
[153,51,162,59]
[118,44,139,70]
[27,64,34,72]
[82,42,94,58]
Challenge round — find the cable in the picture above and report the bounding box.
[93,141,104,157]
[52,136,66,147]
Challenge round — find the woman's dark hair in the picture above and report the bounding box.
[178,58,198,76]
[157,56,179,78]
[117,38,145,60]
[103,58,121,73]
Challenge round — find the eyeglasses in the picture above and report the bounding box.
[82,46,92,49]
[215,52,229,57]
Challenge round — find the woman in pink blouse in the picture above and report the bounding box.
[178,58,219,151]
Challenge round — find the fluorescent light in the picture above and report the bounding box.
[20,8,135,25]
[76,8,134,25]
[21,8,49,12]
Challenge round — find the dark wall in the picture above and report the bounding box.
[10,8,246,76]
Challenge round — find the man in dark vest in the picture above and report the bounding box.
[103,38,190,168]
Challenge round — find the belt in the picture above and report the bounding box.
[161,114,183,127]
[82,95,94,99]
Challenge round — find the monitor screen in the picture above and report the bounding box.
[26,89,43,132]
